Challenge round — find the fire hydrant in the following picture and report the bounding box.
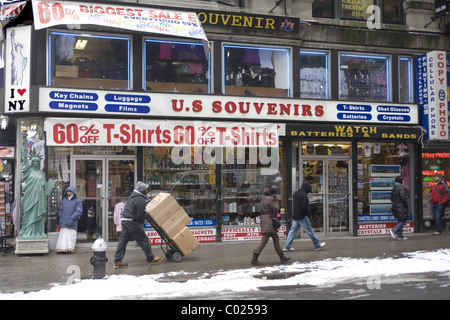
[90,238,108,279]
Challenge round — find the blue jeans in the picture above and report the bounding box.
[391,220,406,239]
[432,203,447,233]
[283,216,320,250]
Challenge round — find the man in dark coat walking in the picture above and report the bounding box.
[390,175,410,240]
[283,181,325,252]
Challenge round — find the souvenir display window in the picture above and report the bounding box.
[357,142,411,218]
[300,50,330,99]
[48,31,131,90]
[144,39,210,94]
[223,44,291,97]
[221,145,284,227]
[144,147,216,226]
[339,53,390,102]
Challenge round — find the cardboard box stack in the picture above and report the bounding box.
[145,192,199,256]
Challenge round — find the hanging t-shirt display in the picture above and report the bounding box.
[223,44,290,97]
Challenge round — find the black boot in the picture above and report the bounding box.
[251,253,262,266]
[279,254,291,264]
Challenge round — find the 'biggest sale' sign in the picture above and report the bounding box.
[31,0,208,41]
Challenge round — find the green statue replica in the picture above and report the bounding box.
[19,138,56,240]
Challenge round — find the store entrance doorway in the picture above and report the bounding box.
[301,157,352,235]
[72,156,136,244]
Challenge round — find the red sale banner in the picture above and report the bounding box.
[31,0,208,41]
[44,118,279,147]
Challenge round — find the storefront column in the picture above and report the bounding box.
[215,160,222,242]
[414,143,423,233]
[351,141,358,236]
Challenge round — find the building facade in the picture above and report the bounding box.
[0,0,449,247]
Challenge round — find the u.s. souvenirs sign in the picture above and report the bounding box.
[39,87,419,125]
[196,9,299,33]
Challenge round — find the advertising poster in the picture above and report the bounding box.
[31,0,208,41]
[4,25,31,114]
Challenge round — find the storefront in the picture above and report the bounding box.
[287,123,423,236]
[2,0,436,247]
[416,51,450,231]
[38,94,421,243]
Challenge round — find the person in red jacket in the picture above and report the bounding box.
[430,173,449,235]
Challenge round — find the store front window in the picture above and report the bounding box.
[143,144,284,241]
[357,142,413,234]
[339,53,390,102]
[223,44,291,97]
[422,152,450,224]
[144,39,211,94]
[222,145,283,227]
[144,147,216,227]
[48,31,131,90]
[300,50,329,99]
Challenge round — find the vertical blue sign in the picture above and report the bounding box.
[416,54,428,140]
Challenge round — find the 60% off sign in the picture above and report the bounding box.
[48,120,278,147]
[52,123,100,144]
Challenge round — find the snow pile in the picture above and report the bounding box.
[1,248,450,300]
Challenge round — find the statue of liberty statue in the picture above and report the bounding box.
[19,137,56,239]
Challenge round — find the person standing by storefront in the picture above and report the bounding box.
[430,173,449,235]
[283,181,325,252]
[56,186,83,253]
[389,176,409,240]
[251,188,290,266]
[113,181,162,268]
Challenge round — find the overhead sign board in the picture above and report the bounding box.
[39,87,419,125]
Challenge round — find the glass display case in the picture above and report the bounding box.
[144,147,216,224]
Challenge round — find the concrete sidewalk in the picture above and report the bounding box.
[0,232,449,294]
